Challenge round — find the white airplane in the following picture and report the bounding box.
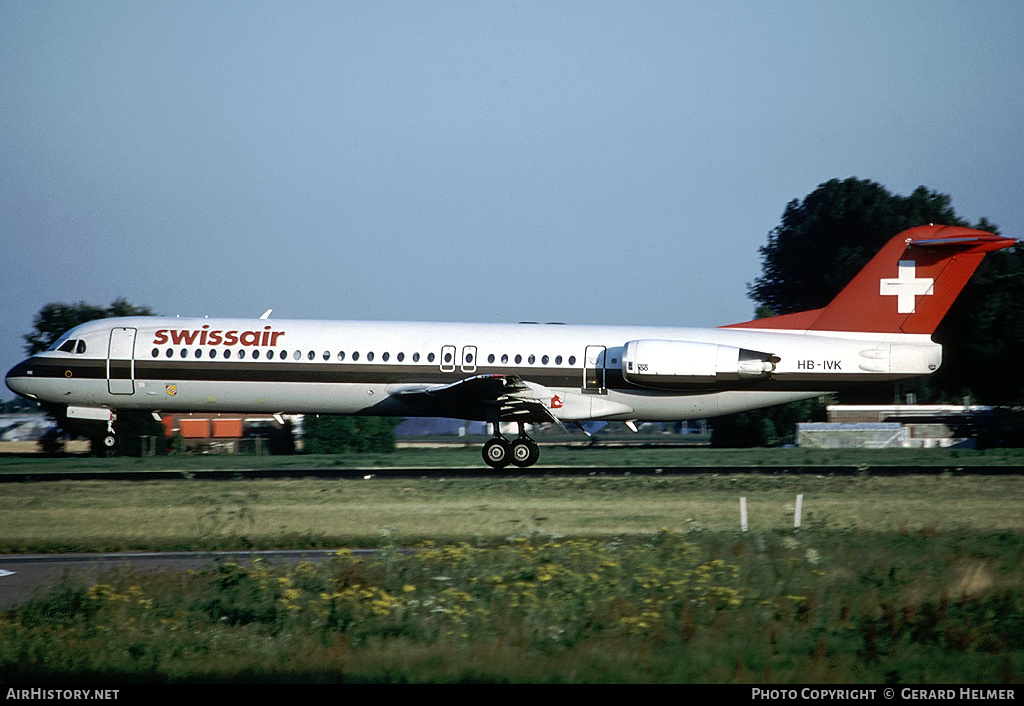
[5,225,1014,467]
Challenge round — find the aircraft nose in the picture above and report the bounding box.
[5,360,37,400]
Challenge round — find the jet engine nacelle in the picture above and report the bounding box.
[621,339,778,390]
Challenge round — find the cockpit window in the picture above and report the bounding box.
[55,339,87,354]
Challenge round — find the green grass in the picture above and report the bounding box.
[3,456,1024,683]
[3,531,1023,683]
[4,474,1024,553]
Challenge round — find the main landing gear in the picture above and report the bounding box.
[482,422,540,469]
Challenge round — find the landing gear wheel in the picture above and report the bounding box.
[511,438,540,467]
[94,432,119,457]
[482,437,513,468]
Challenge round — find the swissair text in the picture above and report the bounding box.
[153,326,285,348]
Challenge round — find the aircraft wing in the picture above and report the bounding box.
[392,374,564,426]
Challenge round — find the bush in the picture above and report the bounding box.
[302,415,400,453]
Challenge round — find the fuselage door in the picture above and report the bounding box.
[440,345,457,373]
[583,345,606,394]
[461,345,477,373]
[107,327,137,395]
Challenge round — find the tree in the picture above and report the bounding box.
[23,298,159,455]
[24,298,155,355]
[302,415,400,454]
[748,178,972,315]
[712,178,1024,446]
[711,397,827,448]
[747,177,1024,406]
[930,236,1024,405]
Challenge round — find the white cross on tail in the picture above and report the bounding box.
[880,260,934,313]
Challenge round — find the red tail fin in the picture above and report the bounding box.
[725,225,1015,335]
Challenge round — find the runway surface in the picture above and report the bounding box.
[0,549,364,610]
[3,464,1020,483]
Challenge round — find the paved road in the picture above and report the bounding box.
[0,549,365,609]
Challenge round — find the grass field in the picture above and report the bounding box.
[3,449,1024,683]
[3,473,1024,552]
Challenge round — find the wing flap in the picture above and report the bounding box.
[392,374,562,425]
[391,373,633,425]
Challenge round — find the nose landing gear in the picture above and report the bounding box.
[96,417,119,456]
[102,418,118,450]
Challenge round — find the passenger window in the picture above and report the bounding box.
[166,348,173,358]
[224,350,232,359]
[210,350,218,359]
[382,352,389,362]
[555,355,562,365]
[338,351,346,361]
[568,356,576,365]
[353,352,360,361]
[238,350,246,359]
[194,349,202,358]
[488,354,495,364]
[397,352,404,362]
[151,348,159,358]
[252,350,261,360]
[427,352,435,363]
[323,351,330,361]
[180,349,188,358]
[413,352,420,362]
[367,352,374,362]
[308,351,315,361]
[501,354,508,364]
[294,350,302,361]
[542,355,549,365]
[514,355,522,364]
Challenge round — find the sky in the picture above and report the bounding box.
[3,1,1023,393]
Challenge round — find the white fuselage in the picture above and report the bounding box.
[6,316,941,423]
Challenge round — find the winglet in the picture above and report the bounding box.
[724,225,1015,335]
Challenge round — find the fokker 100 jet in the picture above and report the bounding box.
[5,225,1015,467]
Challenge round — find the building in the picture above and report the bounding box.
[160,413,300,453]
[796,404,994,448]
